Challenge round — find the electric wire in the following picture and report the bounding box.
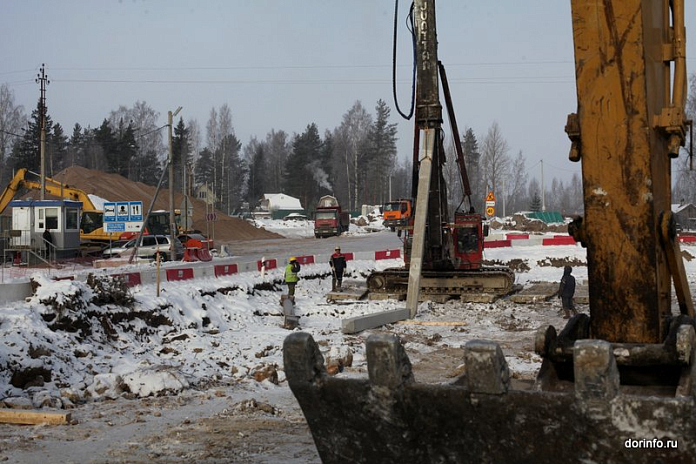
[392,0,416,120]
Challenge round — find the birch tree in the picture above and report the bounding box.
[481,121,511,199]
[0,84,26,184]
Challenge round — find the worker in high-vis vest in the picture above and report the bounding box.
[284,256,301,299]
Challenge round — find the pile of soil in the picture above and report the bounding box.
[51,166,280,243]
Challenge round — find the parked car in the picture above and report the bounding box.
[283,213,308,221]
[178,233,214,250]
[102,235,184,261]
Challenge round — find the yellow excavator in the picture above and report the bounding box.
[284,1,696,462]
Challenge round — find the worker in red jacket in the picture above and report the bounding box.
[330,246,347,291]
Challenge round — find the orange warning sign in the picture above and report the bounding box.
[486,191,496,202]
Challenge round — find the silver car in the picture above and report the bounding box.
[103,235,184,261]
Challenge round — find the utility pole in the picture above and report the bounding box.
[540,159,546,211]
[168,106,182,261]
[36,64,49,200]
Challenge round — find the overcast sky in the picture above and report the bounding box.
[2,1,695,187]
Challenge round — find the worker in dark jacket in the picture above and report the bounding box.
[558,265,577,319]
[43,228,54,261]
[330,246,347,291]
[284,257,301,299]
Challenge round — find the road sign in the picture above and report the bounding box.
[129,201,143,221]
[104,201,144,232]
[486,191,496,202]
[116,202,129,220]
[103,202,116,222]
[105,222,125,232]
[486,206,495,217]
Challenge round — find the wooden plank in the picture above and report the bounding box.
[396,320,468,327]
[0,409,71,425]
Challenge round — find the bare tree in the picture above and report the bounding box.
[504,150,528,215]
[674,74,696,204]
[481,121,511,196]
[187,118,201,164]
[0,84,27,184]
[334,101,372,210]
[206,107,219,206]
[108,101,162,181]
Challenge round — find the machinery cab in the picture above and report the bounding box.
[452,211,484,270]
[383,199,412,229]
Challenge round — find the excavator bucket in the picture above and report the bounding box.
[284,330,696,463]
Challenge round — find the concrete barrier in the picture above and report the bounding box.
[375,249,401,260]
[214,263,238,277]
[113,272,142,287]
[485,240,512,248]
[542,236,576,246]
[0,281,33,304]
[166,268,194,281]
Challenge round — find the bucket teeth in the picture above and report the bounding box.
[366,334,414,388]
[463,340,510,394]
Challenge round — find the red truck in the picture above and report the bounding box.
[314,195,350,238]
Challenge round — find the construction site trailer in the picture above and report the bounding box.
[8,199,82,260]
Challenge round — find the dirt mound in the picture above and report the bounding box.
[52,166,280,243]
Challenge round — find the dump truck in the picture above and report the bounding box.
[382,198,412,231]
[284,1,696,462]
[313,195,350,238]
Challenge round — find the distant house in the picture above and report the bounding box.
[259,193,305,219]
[195,184,216,206]
[672,203,696,231]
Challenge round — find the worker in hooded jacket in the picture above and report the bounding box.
[558,265,577,319]
[285,257,301,299]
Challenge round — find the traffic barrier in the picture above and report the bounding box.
[295,255,315,265]
[542,236,576,246]
[506,234,529,240]
[113,272,142,287]
[215,264,238,277]
[166,268,194,281]
[193,266,215,280]
[375,249,401,260]
[257,258,277,271]
[485,240,512,248]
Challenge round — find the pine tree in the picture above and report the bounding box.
[172,117,190,192]
[365,99,397,205]
[9,100,54,173]
[283,123,323,209]
[530,192,542,212]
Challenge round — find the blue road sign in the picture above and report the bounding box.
[116,202,130,221]
[105,222,125,232]
[104,202,117,222]
[129,201,143,221]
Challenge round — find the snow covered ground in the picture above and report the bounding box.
[0,240,587,406]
